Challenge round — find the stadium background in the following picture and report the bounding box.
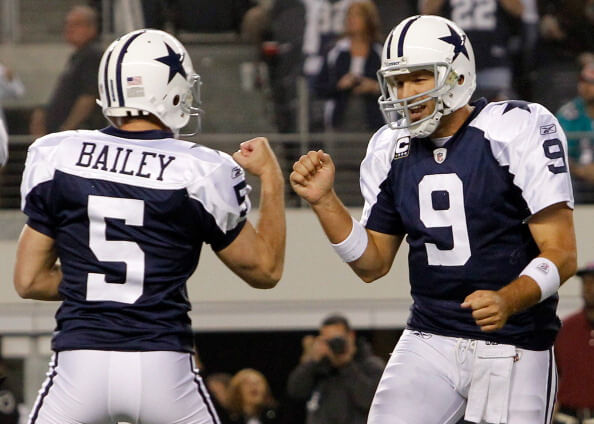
[0,0,592,419]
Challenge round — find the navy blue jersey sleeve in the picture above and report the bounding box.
[364,173,405,235]
[189,197,246,251]
[24,181,57,238]
[20,136,60,238]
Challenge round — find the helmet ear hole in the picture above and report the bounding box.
[173,95,180,106]
[458,75,465,85]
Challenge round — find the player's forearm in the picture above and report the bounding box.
[311,194,392,282]
[348,240,391,283]
[254,167,286,284]
[14,225,63,300]
[14,264,63,301]
[541,247,578,284]
[310,189,355,243]
[499,249,577,315]
[496,275,541,316]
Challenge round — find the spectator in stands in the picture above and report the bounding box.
[263,0,305,133]
[554,261,594,422]
[533,0,594,112]
[315,0,384,131]
[29,5,104,137]
[0,64,24,124]
[556,61,594,203]
[287,314,384,424]
[302,0,357,130]
[420,0,524,101]
[206,372,233,421]
[538,0,594,64]
[225,368,280,424]
[302,0,356,81]
[0,358,19,424]
[171,0,253,34]
[510,0,539,100]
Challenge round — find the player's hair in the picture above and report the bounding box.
[321,313,351,331]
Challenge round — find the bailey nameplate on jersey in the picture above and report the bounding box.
[75,141,176,181]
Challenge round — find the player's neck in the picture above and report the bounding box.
[431,104,474,139]
[117,119,168,132]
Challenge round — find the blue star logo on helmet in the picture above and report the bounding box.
[155,42,187,83]
[438,25,469,61]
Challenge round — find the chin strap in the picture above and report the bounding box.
[409,99,444,138]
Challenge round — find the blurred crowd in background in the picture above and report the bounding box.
[0,1,593,421]
[0,0,593,204]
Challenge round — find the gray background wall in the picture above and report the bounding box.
[1,206,592,335]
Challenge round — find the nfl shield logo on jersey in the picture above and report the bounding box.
[433,148,447,164]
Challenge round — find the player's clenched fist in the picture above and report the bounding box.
[290,150,336,205]
[461,290,514,332]
[232,137,281,177]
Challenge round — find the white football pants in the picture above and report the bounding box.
[28,350,220,424]
[367,329,557,424]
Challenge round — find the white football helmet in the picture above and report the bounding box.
[97,29,202,134]
[377,15,476,138]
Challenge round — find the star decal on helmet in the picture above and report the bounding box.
[155,42,187,83]
[438,25,469,61]
[502,100,531,114]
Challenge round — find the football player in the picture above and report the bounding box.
[290,15,576,424]
[15,29,285,424]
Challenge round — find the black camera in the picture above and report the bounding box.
[326,336,348,355]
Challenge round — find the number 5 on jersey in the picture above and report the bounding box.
[86,195,145,304]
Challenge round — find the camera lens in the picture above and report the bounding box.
[327,337,347,355]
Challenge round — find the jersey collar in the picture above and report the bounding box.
[100,126,174,140]
[418,97,488,151]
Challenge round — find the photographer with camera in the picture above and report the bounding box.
[287,314,384,424]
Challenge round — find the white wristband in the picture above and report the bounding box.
[331,217,368,263]
[519,257,560,302]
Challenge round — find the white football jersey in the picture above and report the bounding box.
[20,126,251,352]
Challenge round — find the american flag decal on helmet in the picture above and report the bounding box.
[127,76,143,86]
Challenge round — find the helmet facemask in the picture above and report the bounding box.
[177,73,203,137]
[378,62,461,138]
